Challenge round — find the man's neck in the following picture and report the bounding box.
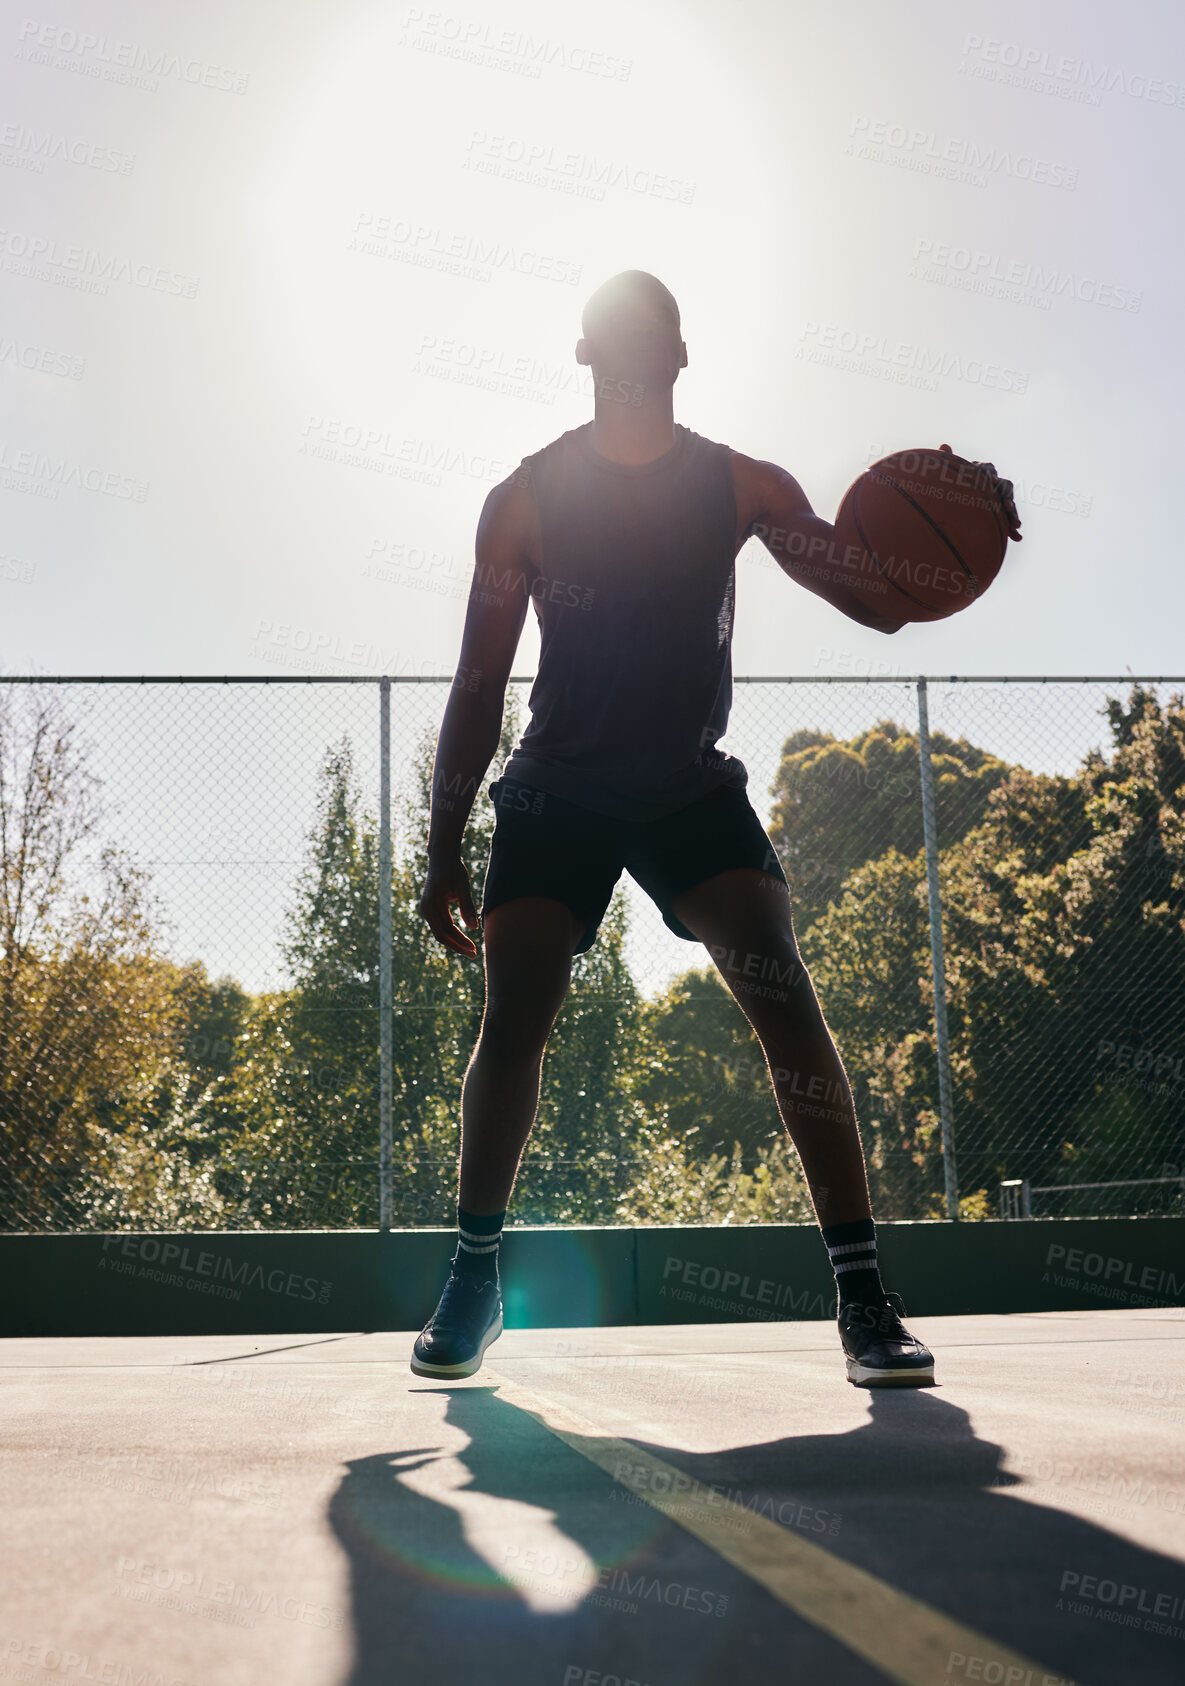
[587,395,677,466]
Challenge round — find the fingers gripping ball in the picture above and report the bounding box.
[833,446,1012,623]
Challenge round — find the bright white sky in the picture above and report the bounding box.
[2,0,1183,991]
[3,0,1183,678]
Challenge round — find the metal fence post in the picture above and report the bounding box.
[379,677,393,1232]
[916,678,959,1220]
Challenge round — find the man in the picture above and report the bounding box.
[413,269,1021,1386]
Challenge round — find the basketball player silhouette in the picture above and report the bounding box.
[413,269,1021,1386]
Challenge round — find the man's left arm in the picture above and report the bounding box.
[737,449,1022,633]
[737,454,906,633]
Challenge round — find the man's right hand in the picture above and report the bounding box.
[419,857,481,958]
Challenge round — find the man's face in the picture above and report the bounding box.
[579,287,687,388]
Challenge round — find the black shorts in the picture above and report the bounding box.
[481,776,788,955]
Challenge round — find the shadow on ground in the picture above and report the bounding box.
[327,1385,1185,1686]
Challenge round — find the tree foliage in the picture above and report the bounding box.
[767,718,1011,928]
[0,683,185,1227]
[3,680,1182,1231]
[798,688,1185,1216]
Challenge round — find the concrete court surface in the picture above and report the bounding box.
[2,1311,1184,1686]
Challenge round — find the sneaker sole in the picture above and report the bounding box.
[846,1357,935,1388]
[409,1312,504,1379]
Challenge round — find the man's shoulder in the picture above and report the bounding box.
[498,426,579,501]
[691,431,762,484]
[716,442,773,531]
[522,423,587,469]
[717,440,766,476]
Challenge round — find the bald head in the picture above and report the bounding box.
[577,270,687,391]
[581,270,681,339]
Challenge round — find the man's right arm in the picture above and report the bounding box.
[419,468,536,956]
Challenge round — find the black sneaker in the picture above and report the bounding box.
[838,1292,934,1387]
[410,1261,503,1379]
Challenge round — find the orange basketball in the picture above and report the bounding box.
[832,446,1010,623]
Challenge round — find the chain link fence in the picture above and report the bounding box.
[2,674,1182,1231]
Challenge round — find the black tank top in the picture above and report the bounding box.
[499,420,749,821]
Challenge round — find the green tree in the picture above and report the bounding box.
[395,698,680,1225]
[0,682,186,1229]
[219,695,682,1227]
[767,718,1011,928]
[635,966,785,1164]
[218,735,388,1225]
[943,687,1185,1209]
[794,688,1185,1220]
[74,958,252,1230]
[800,849,937,1217]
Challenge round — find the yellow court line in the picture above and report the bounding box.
[485,1369,1084,1686]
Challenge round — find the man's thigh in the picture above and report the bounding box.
[480,778,623,957]
[480,896,587,1047]
[624,783,789,946]
[665,864,824,1052]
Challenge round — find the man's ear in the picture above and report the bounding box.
[575,338,590,367]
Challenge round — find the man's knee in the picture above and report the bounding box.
[478,999,561,1060]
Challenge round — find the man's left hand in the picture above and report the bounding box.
[939,441,1023,542]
